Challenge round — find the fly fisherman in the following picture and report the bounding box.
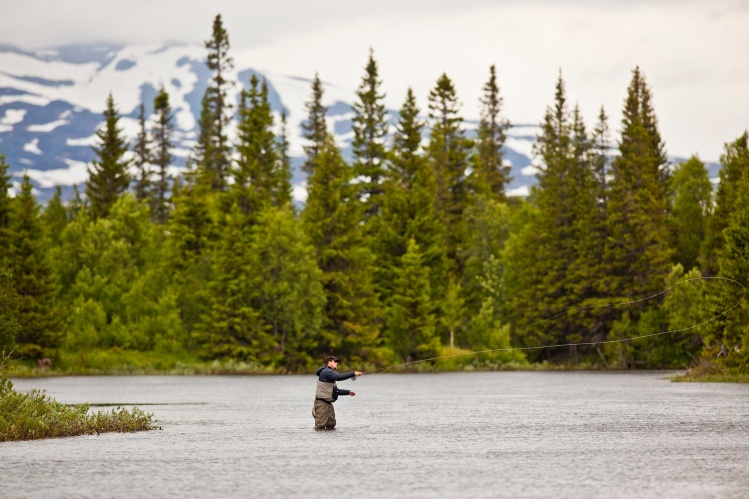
[312,356,362,430]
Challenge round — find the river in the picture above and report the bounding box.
[2,371,748,498]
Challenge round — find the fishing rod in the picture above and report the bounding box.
[362,276,746,374]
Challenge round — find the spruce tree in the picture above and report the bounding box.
[132,103,152,203]
[198,207,265,360]
[377,88,446,337]
[41,186,68,248]
[669,156,712,271]
[302,135,380,362]
[602,68,672,320]
[427,73,473,275]
[510,73,592,353]
[197,14,234,191]
[8,175,65,358]
[247,207,325,370]
[386,238,439,361]
[699,166,749,372]
[167,180,216,341]
[86,93,131,219]
[472,64,510,201]
[352,49,389,219]
[234,76,290,220]
[151,87,174,224]
[0,153,13,266]
[301,74,328,175]
[0,266,20,355]
[701,131,749,275]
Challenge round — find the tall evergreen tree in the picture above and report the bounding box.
[198,207,265,359]
[233,75,291,220]
[196,14,234,191]
[702,167,749,371]
[0,154,13,267]
[132,103,152,203]
[352,49,389,219]
[669,156,712,271]
[86,93,131,219]
[377,89,446,337]
[167,181,216,341]
[302,135,380,362]
[386,238,439,361]
[602,67,672,318]
[247,207,325,370]
[701,131,749,275]
[509,73,592,353]
[8,175,65,358]
[472,64,510,200]
[0,266,20,355]
[427,73,473,275]
[151,87,174,224]
[41,186,68,249]
[301,74,328,175]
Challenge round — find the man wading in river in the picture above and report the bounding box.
[313,356,362,430]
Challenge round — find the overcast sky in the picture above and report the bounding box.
[2,0,748,160]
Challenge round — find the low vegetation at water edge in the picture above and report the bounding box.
[0,377,157,442]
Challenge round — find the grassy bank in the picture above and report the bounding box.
[0,377,158,442]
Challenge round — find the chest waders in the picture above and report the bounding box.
[312,381,337,429]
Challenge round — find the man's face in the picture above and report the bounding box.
[327,360,338,369]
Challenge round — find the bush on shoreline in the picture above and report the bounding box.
[0,377,157,442]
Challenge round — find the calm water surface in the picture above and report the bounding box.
[2,372,748,498]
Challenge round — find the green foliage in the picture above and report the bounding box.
[86,93,131,219]
[376,88,447,327]
[701,132,749,275]
[703,166,749,370]
[602,67,672,322]
[386,238,439,361]
[132,103,153,203]
[303,135,380,362]
[198,207,264,360]
[234,75,291,219]
[472,64,510,200]
[427,73,473,274]
[670,156,712,270]
[197,13,234,191]
[352,49,389,219]
[0,377,156,441]
[0,267,19,354]
[301,74,328,175]
[8,175,65,358]
[5,19,749,375]
[247,207,325,370]
[150,87,174,224]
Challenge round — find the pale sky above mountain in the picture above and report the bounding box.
[2,0,748,160]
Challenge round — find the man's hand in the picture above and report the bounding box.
[349,391,356,396]
[354,371,362,376]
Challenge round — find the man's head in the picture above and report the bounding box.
[324,356,340,368]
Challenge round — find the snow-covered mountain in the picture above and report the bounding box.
[0,43,716,204]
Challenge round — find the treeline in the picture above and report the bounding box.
[1,14,747,374]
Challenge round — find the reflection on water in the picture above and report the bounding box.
[2,372,748,498]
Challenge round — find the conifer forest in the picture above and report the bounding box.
[1,15,747,376]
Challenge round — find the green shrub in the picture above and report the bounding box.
[0,377,157,442]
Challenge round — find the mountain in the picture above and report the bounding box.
[0,43,717,204]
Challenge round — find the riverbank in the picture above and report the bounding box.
[0,376,158,442]
[5,347,747,382]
